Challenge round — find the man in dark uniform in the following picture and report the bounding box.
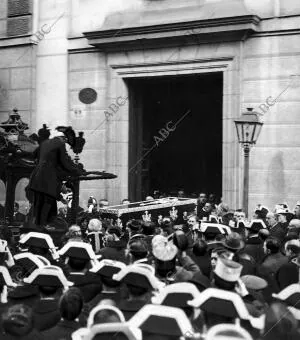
[27,127,84,228]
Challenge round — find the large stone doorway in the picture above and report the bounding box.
[128,72,223,201]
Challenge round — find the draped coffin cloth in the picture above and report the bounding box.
[99,197,197,225]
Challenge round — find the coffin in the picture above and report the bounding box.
[99,197,197,225]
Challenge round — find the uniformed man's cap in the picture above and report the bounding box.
[89,259,126,277]
[0,266,17,287]
[151,282,200,308]
[58,241,96,260]
[24,265,73,289]
[113,265,163,291]
[128,304,194,337]
[14,252,50,275]
[214,257,242,283]
[19,232,56,249]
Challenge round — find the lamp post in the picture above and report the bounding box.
[234,108,263,217]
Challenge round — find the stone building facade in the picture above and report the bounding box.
[0,0,300,214]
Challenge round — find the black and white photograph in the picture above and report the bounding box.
[0,0,300,339]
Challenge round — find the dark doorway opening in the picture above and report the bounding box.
[128,72,223,201]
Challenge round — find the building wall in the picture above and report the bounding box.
[1,0,300,214]
[243,25,300,213]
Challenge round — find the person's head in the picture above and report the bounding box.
[263,237,281,255]
[66,225,82,241]
[204,202,213,213]
[233,209,245,221]
[277,213,288,224]
[145,196,154,201]
[266,212,277,227]
[89,304,124,325]
[210,248,230,271]
[264,302,298,340]
[208,193,215,201]
[284,239,300,258]
[87,197,98,211]
[193,239,208,256]
[198,193,207,204]
[288,219,300,235]
[142,221,156,236]
[187,214,198,228]
[129,239,148,260]
[14,202,19,213]
[59,206,67,216]
[294,203,300,218]
[178,190,185,198]
[59,287,83,321]
[122,198,130,205]
[2,304,33,337]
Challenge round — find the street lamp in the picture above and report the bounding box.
[234,108,263,217]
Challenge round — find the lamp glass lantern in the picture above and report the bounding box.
[234,108,263,146]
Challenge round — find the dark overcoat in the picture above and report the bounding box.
[28,137,82,199]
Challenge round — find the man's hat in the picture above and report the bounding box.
[14,253,50,276]
[151,282,200,308]
[246,219,267,232]
[240,275,268,291]
[254,205,269,219]
[90,259,126,278]
[152,235,178,261]
[58,241,96,260]
[128,304,194,337]
[275,208,294,219]
[55,126,76,147]
[0,266,17,287]
[222,233,245,251]
[24,265,73,289]
[113,265,163,291]
[87,196,97,206]
[214,257,242,283]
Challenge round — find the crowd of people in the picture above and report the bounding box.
[0,192,300,340]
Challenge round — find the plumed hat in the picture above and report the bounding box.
[152,235,178,261]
